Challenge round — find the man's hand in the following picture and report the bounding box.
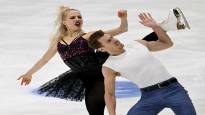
[138,12,158,28]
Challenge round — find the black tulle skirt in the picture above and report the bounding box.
[35,70,86,102]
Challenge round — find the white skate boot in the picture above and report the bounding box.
[160,7,190,31]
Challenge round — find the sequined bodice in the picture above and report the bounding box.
[57,36,94,61]
[57,36,101,71]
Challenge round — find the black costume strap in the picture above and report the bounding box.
[61,33,86,46]
[61,39,69,45]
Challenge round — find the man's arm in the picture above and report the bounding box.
[102,66,117,115]
[137,13,173,52]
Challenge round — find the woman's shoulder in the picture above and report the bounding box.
[82,31,94,40]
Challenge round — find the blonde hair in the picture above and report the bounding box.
[49,6,82,47]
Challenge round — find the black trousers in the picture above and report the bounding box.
[85,79,105,115]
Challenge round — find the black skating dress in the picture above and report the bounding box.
[36,35,109,103]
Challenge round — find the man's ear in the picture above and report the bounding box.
[98,47,106,52]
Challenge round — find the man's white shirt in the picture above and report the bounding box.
[103,41,172,88]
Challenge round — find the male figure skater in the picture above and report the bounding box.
[88,8,196,115]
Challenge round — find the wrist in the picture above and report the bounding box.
[26,72,33,76]
[111,112,116,115]
[151,24,161,30]
[120,17,127,20]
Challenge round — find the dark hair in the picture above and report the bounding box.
[88,30,105,49]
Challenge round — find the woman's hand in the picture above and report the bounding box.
[17,73,32,86]
[118,10,127,19]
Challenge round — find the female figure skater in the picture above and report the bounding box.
[17,6,128,115]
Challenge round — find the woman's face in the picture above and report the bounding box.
[63,10,83,31]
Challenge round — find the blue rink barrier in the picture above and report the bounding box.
[115,81,141,98]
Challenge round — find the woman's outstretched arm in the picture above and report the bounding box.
[17,41,58,86]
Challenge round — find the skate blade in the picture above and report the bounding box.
[174,7,191,29]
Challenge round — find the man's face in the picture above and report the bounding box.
[98,34,124,54]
